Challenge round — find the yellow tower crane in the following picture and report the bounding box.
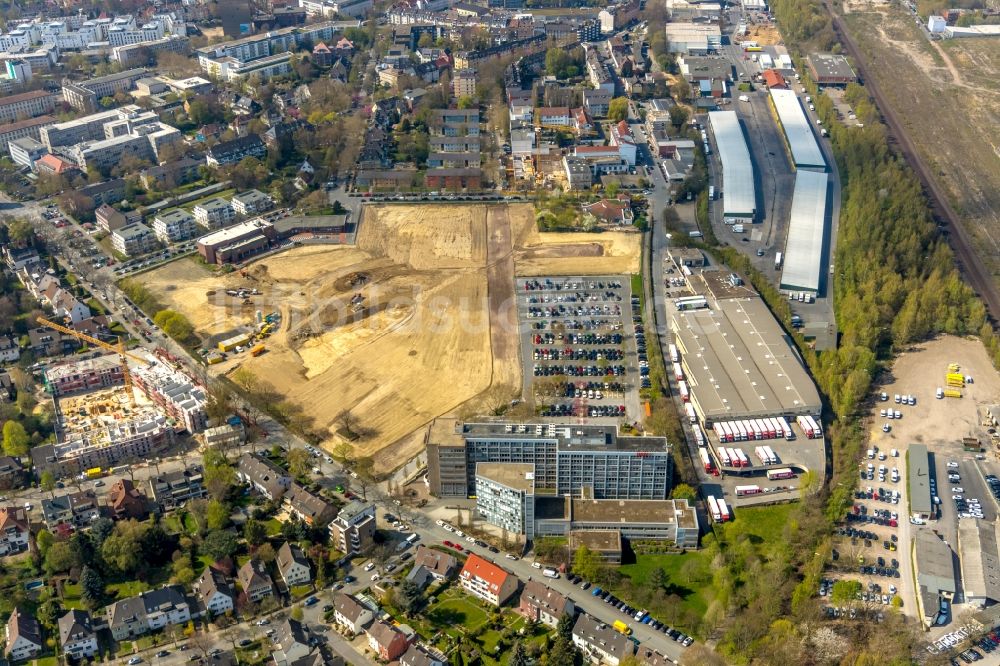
[36,317,150,407]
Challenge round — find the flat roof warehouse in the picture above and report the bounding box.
[668,289,821,422]
[770,89,826,171]
[708,111,755,220]
[780,170,829,293]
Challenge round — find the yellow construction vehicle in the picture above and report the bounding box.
[37,317,149,407]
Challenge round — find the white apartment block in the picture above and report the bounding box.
[111,222,158,257]
[153,209,198,243]
[193,197,235,229]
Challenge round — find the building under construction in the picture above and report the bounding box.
[32,352,208,478]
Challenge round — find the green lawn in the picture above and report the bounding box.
[108,580,151,600]
[61,582,84,610]
[34,655,58,666]
[183,512,200,534]
[619,553,713,618]
[265,519,283,536]
[425,597,489,635]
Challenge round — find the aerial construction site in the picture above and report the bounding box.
[140,203,641,470]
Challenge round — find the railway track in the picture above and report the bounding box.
[822,1,1000,323]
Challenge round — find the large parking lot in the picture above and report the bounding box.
[516,276,643,423]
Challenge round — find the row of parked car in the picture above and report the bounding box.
[587,586,694,647]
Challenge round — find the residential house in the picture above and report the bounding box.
[271,618,311,666]
[0,336,19,364]
[192,197,235,230]
[58,610,97,659]
[518,581,574,627]
[572,614,635,666]
[312,43,334,67]
[41,490,100,529]
[328,501,376,555]
[231,189,274,217]
[2,246,40,272]
[332,593,373,635]
[111,223,158,257]
[26,327,79,357]
[563,156,593,190]
[408,546,456,584]
[106,586,192,641]
[148,465,207,510]
[107,479,150,520]
[400,644,447,666]
[537,107,570,127]
[276,542,312,588]
[237,453,292,500]
[458,554,518,607]
[583,198,633,225]
[152,209,198,243]
[95,204,128,232]
[366,620,414,661]
[139,157,202,190]
[5,607,42,661]
[0,507,29,556]
[0,458,24,490]
[193,567,235,617]
[238,558,275,603]
[608,120,637,165]
[206,134,266,167]
[0,373,12,403]
[284,483,336,527]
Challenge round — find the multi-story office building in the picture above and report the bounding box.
[299,0,373,17]
[475,463,535,537]
[427,419,672,500]
[111,222,157,257]
[0,115,54,155]
[152,209,198,243]
[113,35,190,67]
[8,137,46,170]
[193,197,235,229]
[452,68,476,98]
[0,89,55,123]
[72,122,181,172]
[62,68,147,112]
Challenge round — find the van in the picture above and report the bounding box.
[867,448,875,459]
[688,231,703,238]
[542,568,560,579]
[732,224,745,233]
[739,94,750,102]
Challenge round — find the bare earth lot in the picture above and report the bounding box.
[842,10,1000,282]
[142,204,639,470]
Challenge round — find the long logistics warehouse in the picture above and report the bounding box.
[770,89,826,171]
[667,271,822,424]
[708,110,756,221]
[779,170,829,293]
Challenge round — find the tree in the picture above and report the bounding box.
[201,529,239,561]
[203,455,235,501]
[608,97,629,123]
[37,598,61,629]
[35,529,54,558]
[668,104,690,131]
[39,470,56,497]
[44,541,75,575]
[457,95,475,109]
[153,310,195,343]
[572,545,603,582]
[206,499,231,530]
[507,641,528,666]
[80,566,104,609]
[396,579,422,616]
[286,448,312,479]
[830,579,862,605]
[244,518,267,547]
[255,542,276,563]
[671,483,697,502]
[2,420,28,457]
[605,181,619,199]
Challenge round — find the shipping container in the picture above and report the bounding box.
[673,362,684,382]
[775,251,783,270]
[684,403,697,423]
[721,423,734,442]
[736,422,748,441]
[668,344,679,363]
[946,373,965,384]
[944,389,962,398]
[763,445,778,465]
[694,426,706,447]
[736,449,750,467]
[707,496,722,522]
[678,380,690,402]
[766,468,795,481]
[766,418,780,438]
[806,415,822,437]
[754,419,768,439]
[779,417,793,440]
[699,447,713,472]
[755,446,769,465]
[719,448,732,466]
[735,485,762,497]
[717,498,731,522]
